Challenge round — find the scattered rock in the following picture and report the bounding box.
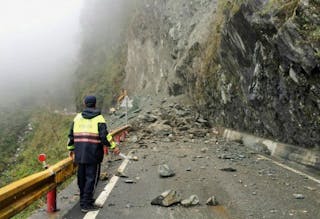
[201,148,208,153]
[206,196,218,206]
[163,137,173,142]
[252,143,271,155]
[141,113,158,123]
[212,128,219,135]
[293,194,305,199]
[168,134,175,142]
[188,129,207,137]
[129,135,138,143]
[178,126,189,131]
[148,121,172,136]
[304,186,316,191]
[218,154,233,159]
[132,109,141,114]
[100,172,109,181]
[220,167,237,172]
[186,167,192,171]
[130,156,139,161]
[270,209,278,214]
[181,195,200,207]
[151,190,181,207]
[159,164,175,177]
[176,109,190,117]
[197,117,208,123]
[124,179,136,184]
[116,171,129,178]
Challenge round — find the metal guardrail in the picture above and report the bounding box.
[0,125,130,219]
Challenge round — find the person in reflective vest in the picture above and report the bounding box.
[67,95,120,213]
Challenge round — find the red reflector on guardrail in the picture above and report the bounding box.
[38,154,46,162]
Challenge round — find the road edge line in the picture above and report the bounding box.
[258,154,320,184]
[83,155,131,219]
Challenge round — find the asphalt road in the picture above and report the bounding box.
[59,134,320,219]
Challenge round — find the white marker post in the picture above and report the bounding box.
[125,95,128,125]
[120,95,132,125]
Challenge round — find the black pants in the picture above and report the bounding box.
[77,163,101,208]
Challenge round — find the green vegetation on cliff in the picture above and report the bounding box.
[0,108,30,174]
[0,109,73,218]
[0,108,73,218]
[0,110,73,187]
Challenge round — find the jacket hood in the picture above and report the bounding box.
[81,108,101,119]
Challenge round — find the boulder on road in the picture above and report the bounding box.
[158,164,175,177]
[151,190,181,207]
[206,196,218,206]
[181,195,200,207]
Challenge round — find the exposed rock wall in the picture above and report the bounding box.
[124,0,320,148]
[213,0,320,148]
[124,0,217,95]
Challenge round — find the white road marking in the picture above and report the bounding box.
[258,154,320,184]
[83,156,131,219]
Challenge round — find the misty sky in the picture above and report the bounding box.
[0,0,83,104]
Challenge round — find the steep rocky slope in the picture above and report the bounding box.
[123,0,319,148]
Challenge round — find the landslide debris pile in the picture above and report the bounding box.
[123,0,320,149]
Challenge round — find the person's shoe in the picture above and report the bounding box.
[81,204,100,213]
[88,199,103,208]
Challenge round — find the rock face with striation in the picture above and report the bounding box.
[124,0,320,149]
[211,0,320,148]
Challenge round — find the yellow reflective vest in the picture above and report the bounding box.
[72,113,116,149]
[73,113,105,144]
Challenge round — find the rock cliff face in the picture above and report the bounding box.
[124,0,217,95]
[124,0,320,148]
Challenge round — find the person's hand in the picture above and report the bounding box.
[112,147,120,155]
[69,151,75,160]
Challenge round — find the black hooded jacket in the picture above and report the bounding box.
[68,108,111,164]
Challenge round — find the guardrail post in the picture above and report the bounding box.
[120,131,126,142]
[47,188,57,212]
[38,154,57,213]
[115,135,121,144]
[104,146,108,155]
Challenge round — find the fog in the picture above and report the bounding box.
[0,0,83,108]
